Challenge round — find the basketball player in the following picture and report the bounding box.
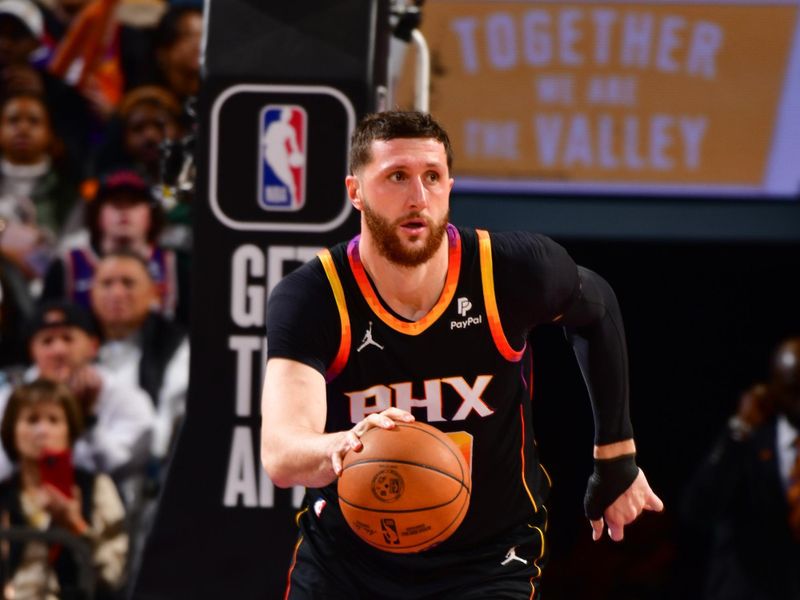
[261,111,663,599]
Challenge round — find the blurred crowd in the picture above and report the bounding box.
[0,0,200,596]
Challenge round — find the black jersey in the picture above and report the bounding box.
[268,225,582,562]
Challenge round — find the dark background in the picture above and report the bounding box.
[484,232,800,598]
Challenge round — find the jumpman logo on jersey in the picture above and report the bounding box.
[501,546,528,566]
[357,321,384,352]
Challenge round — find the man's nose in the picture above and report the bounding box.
[407,176,428,209]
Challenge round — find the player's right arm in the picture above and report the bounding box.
[260,258,413,488]
[261,359,412,488]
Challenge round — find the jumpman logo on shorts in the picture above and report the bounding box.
[501,546,528,566]
[357,321,384,352]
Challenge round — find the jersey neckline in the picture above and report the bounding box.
[346,224,462,336]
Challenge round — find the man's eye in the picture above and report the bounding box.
[427,172,440,183]
[390,172,406,182]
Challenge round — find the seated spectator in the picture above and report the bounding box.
[45,0,165,128]
[0,0,93,175]
[42,167,188,324]
[0,379,128,599]
[0,299,154,493]
[114,85,181,184]
[152,4,201,127]
[0,91,81,281]
[89,250,187,468]
[681,337,800,600]
[88,249,187,584]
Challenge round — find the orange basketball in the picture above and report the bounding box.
[338,421,471,554]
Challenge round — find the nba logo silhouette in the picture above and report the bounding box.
[259,104,307,211]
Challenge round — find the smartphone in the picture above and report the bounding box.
[39,449,75,498]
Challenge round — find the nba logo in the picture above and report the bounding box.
[259,105,307,211]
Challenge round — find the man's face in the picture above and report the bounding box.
[124,102,178,169]
[0,96,51,164]
[346,137,453,267]
[30,325,98,383]
[98,194,152,249]
[90,256,156,331]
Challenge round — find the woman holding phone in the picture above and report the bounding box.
[0,379,128,599]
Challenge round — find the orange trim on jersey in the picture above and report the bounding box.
[477,230,526,362]
[318,250,351,382]
[283,535,303,600]
[346,224,461,336]
[519,404,538,512]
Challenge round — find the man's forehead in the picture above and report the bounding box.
[369,138,448,167]
[96,256,151,278]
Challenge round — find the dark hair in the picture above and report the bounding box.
[118,85,181,122]
[153,5,202,51]
[0,379,85,462]
[349,111,453,174]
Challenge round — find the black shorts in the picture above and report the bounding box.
[284,507,548,600]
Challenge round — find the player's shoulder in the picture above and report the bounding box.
[269,251,329,301]
[470,227,566,263]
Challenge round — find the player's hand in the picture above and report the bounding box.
[331,408,415,476]
[590,469,663,542]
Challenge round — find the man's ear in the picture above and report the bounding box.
[345,175,363,211]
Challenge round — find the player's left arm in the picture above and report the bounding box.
[490,231,663,541]
[558,266,663,542]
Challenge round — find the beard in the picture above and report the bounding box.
[362,201,449,267]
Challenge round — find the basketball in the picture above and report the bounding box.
[338,421,471,554]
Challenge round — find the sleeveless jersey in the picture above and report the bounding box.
[312,225,551,556]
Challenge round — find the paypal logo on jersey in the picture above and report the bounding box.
[259,104,307,211]
[452,296,483,329]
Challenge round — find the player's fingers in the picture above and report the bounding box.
[358,413,399,434]
[608,522,625,542]
[331,451,344,476]
[644,491,664,512]
[380,407,415,422]
[590,518,604,541]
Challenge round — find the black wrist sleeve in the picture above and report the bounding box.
[584,453,639,520]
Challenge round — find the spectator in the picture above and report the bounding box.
[88,249,187,583]
[152,4,200,129]
[0,91,81,282]
[93,85,182,184]
[0,299,154,492]
[681,337,800,600]
[45,0,166,129]
[0,379,128,599]
[42,167,188,324]
[0,0,93,175]
[89,250,187,468]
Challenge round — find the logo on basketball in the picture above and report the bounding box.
[259,104,307,211]
[380,518,401,545]
[371,469,404,503]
